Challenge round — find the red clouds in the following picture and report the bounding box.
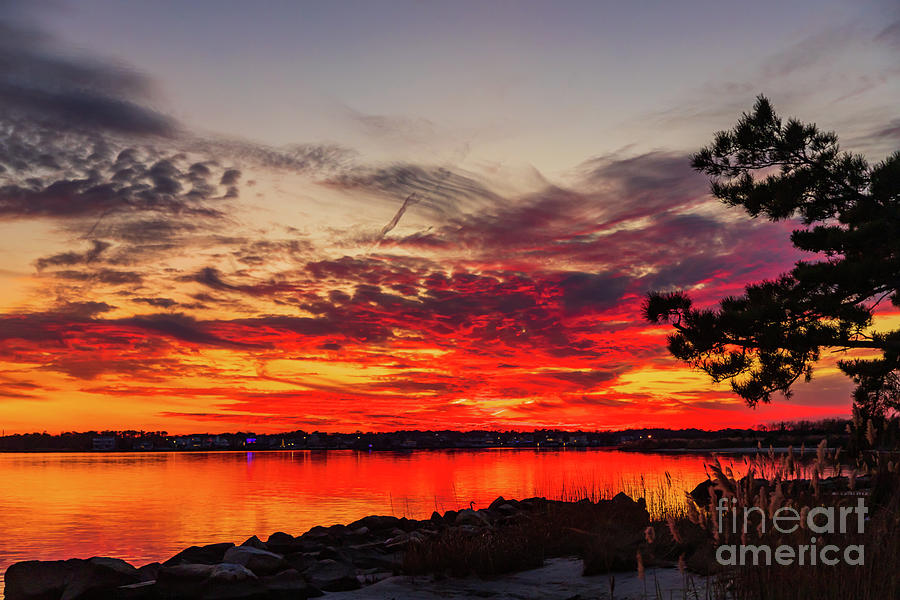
[0,131,850,432]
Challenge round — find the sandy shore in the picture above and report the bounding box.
[330,557,709,600]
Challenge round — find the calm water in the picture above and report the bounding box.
[0,448,731,592]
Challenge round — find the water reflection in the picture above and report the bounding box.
[0,448,734,584]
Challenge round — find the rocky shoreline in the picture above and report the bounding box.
[6,493,668,600]
[5,474,873,600]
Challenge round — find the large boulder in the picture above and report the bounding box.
[163,542,235,566]
[265,532,296,554]
[301,559,359,592]
[209,563,257,581]
[494,503,518,516]
[203,563,266,600]
[283,552,318,574]
[315,546,353,563]
[260,569,323,599]
[156,563,268,599]
[299,527,330,541]
[488,496,508,510]
[61,557,142,600]
[689,479,718,505]
[396,518,420,532]
[581,493,652,575]
[222,546,288,576]
[454,508,491,528]
[347,515,401,532]
[136,562,161,582]
[5,557,142,600]
[156,564,216,597]
[5,559,78,600]
[607,492,650,528]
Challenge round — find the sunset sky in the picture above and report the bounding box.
[0,0,898,434]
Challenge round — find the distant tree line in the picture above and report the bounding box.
[0,421,871,452]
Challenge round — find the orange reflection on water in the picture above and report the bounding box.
[0,449,729,581]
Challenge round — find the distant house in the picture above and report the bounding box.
[92,436,116,451]
[133,439,154,451]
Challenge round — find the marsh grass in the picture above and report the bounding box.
[538,471,691,520]
[402,517,548,578]
[678,416,900,599]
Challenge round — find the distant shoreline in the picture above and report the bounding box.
[0,445,821,455]
[1,445,627,454]
[0,420,856,455]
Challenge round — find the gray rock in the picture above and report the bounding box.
[157,563,267,599]
[209,563,257,582]
[159,563,217,578]
[222,546,288,576]
[301,526,331,540]
[397,517,419,532]
[265,532,296,553]
[202,566,267,600]
[163,542,235,566]
[136,562,161,582]
[301,559,360,592]
[382,534,410,552]
[240,535,268,551]
[347,515,400,531]
[114,580,156,600]
[315,546,352,563]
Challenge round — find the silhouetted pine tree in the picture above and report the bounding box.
[644,96,900,416]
